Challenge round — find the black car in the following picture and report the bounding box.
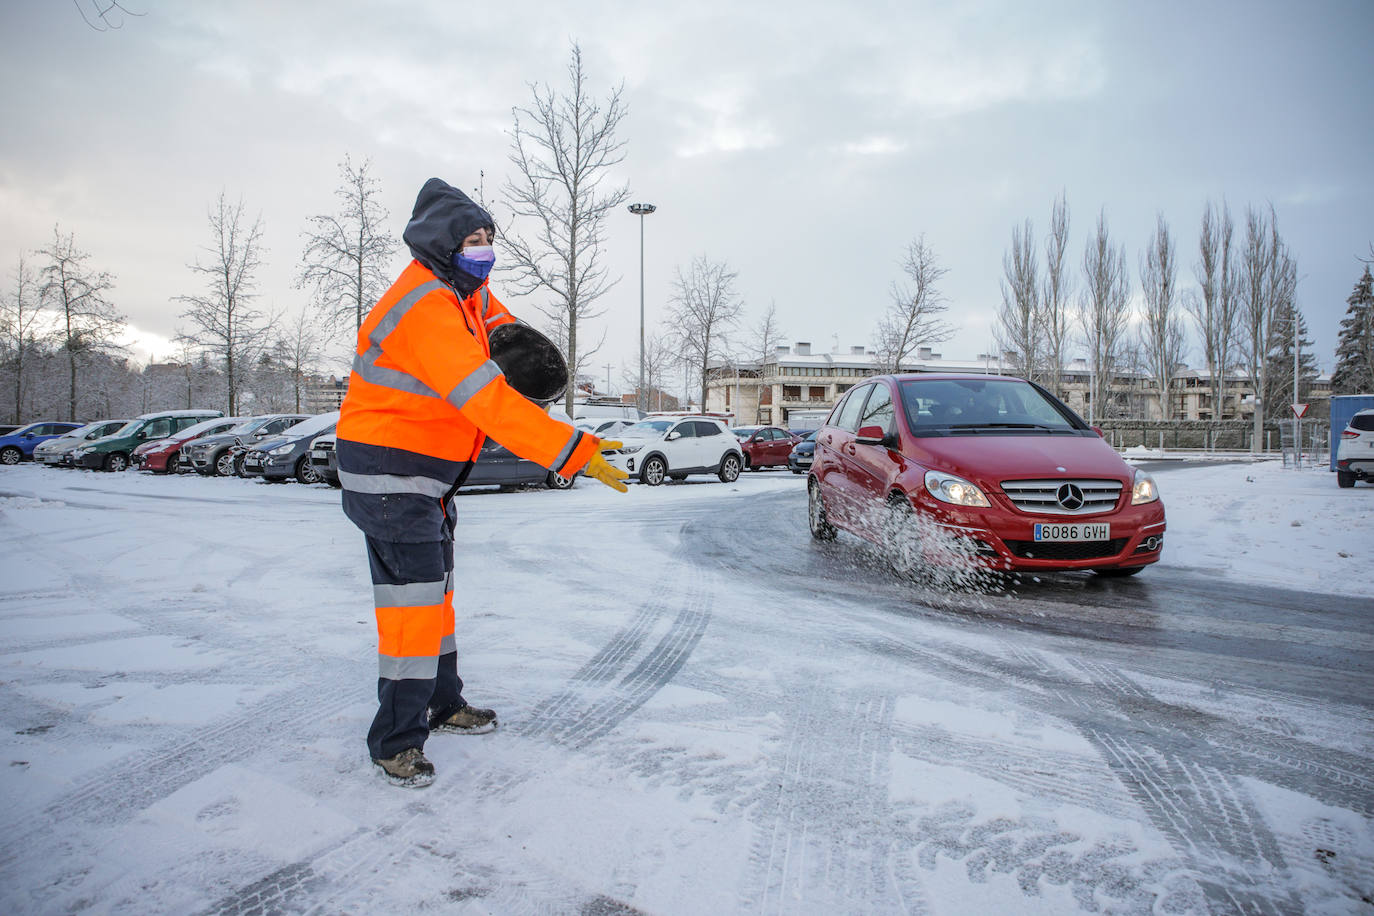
[184,414,310,476]
[240,412,339,483]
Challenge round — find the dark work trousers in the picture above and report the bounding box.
[364,510,465,761]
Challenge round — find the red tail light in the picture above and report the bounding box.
[1342,429,1360,439]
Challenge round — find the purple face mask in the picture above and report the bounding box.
[453,245,495,284]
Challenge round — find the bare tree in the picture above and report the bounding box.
[1237,204,1295,450]
[872,235,954,373]
[669,256,744,410]
[1,255,48,423]
[73,0,144,31]
[1139,213,1186,420]
[1041,192,1073,399]
[177,193,274,416]
[1079,210,1132,422]
[501,43,630,419]
[996,220,1041,382]
[269,306,323,413]
[37,226,126,421]
[1187,200,1240,420]
[748,302,785,423]
[296,155,397,350]
[622,331,679,412]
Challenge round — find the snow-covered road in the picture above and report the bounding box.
[0,461,1369,914]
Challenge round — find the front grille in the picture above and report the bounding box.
[1000,478,1122,514]
[1005,538,1127,560]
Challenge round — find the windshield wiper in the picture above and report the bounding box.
[947,422,1056,430]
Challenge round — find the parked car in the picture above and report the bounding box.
[183,414,310,476]
[308,432,339,487]
[788,430,818,475]
[0,421,85,465]
[602,415,743,486]
[240,412,339,483]
[807,374,1165,578]
[1336,407,1374,487]
[71,410,224,472]
[464,409,583,491]
[33,420,128,466]
[732,425,801,471]
[131,416,244,474]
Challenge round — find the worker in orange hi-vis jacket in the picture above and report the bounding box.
[336,177,628,788]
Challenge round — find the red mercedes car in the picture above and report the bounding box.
[131,416,242,474]
[807,374,1165,577]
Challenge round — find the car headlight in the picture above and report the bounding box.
[618,445,642,454]
[1131,469,1159,505]
[72,447,90,458]
[923,470,991,507]
[269,444,294,455]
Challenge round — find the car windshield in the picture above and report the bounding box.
[180,417,238,438]
[227,416,275,435]
[108,419,144,437]
[900,378,1079,433]
[622,419,675,436]
[280,412,340,438]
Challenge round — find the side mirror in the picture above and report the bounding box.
[1091,425,1105,438]
[666,431,681,441]
[23,433,35,439]
[135,430,147,440]
[855,425,887,445]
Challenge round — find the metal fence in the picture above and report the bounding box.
[1096,419,1328,462]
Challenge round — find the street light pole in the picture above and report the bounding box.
[628,202,656,412]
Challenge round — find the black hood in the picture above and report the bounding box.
[403,178,495,288]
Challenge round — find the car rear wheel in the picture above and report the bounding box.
[0,446,21,465]
[545,470,576,490]
[1337,470,1355,488]
[1093,566,1144,578]
[641,455,667,486]
[807,478,837,541]
[718,453,741,483]
[296,456,321,484]
[104,452,129,473]
[214,451,235,477]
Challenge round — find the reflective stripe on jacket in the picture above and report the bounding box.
[336,260,598,540]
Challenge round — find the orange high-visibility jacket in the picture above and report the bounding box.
[336,260,600,540]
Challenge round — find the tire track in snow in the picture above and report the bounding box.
[199,550,714,915]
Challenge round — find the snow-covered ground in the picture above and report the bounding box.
[0,458,1369,914]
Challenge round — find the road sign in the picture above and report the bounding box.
[1291,403,1309,419]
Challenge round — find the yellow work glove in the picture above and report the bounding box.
[583,440,629,493]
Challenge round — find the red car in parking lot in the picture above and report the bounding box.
[732,425,801,470]
[807,373,1165,577]
[131,416,243,473]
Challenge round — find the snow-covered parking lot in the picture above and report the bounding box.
[0,459,1369,914]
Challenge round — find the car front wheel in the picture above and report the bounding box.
[718,453,741,483]
[882,494,922,578]
[808,478,836,541]
[104,452,129,473]
[164,452,180,474]
[296,456,321,484]
[214,451,235,477]
[0,446,22,465]
[641,455,667,486]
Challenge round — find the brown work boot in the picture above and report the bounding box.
[372,747,435,788]
[430,704,498,735]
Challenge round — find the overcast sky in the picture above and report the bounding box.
[2,1,1370,391]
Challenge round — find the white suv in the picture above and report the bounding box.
[1336,408,1374,488]
[602,416,743,485]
